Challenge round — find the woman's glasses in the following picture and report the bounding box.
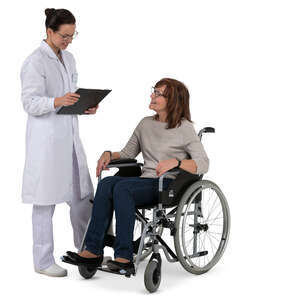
[151,87,166,98]
[56,31,78,41]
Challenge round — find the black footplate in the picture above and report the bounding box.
[61,255,135,278]
[184,251,208,259]
[99,265,135,278]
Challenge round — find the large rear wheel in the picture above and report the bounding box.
[174,180,230,275]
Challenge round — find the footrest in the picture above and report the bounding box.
[61,254,136,278]
[184,251,208,259]
[98,266,135,278]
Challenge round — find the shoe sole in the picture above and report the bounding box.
[35,269,68,277]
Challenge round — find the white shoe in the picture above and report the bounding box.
[102,256,113,266]
[35,263,68,277]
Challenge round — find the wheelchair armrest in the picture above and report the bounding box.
[98,159,143,182]
[158,167,183,192]
[158,169,201,207]
[109,158,137,165]
[107,158,143,169]
[157,168,181,206]
[164,167,180,173]
[158,168,202,205]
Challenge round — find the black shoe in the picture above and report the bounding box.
[106,260,135,275]
[66,251,103,267]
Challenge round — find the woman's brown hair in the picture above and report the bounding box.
[154,78,192,129]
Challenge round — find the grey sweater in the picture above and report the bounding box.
[120,116,209,179]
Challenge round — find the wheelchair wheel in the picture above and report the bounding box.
[144,260,161,293]
[133,209,163,262]
[174,180,230,275]
[78,265,98,279]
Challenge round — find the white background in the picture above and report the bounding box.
[0,0,299,299]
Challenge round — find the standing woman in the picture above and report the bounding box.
[20,8,97,277]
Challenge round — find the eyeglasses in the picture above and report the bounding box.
[151,87,166,98]
[56,31,78,41]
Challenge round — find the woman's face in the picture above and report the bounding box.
[47,24,76,50]
[149,85,167,113]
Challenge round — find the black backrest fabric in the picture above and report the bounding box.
[162,170,200,207]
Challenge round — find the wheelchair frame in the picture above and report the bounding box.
[62,127,230,293]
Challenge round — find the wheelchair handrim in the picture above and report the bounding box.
[175,180,230,274]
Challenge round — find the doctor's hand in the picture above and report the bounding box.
[54,93,80,108]
[156,159,178,177]
[96,151,111,177]
[85,104,99,114]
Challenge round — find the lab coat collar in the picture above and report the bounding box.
[40,40,60,60]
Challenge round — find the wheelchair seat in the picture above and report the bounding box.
[107,159,202,209]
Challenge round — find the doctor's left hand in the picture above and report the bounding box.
[85,104,99,114]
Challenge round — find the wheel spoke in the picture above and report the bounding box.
[204,195,220,222]
[206,231,221,244]
[205,231,217,255]
[206,211,223,225]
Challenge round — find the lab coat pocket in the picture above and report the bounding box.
[71,72,78,92]
[72,72,78,84]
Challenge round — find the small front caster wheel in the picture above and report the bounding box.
[78,265,98,279]
[144,260,161,293]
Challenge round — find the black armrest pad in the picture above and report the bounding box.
[107,159,142,177]
[109,158,137,165]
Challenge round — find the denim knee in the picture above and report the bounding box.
[97,176,116,189]
[113,180,131,201]
[95,176,119,199]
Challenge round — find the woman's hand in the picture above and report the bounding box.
[96,151,111,177]
[85,104,99,114]
[54,93,80,107]
[156,159,178,177]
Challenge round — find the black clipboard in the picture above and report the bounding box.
[57,88,111,115]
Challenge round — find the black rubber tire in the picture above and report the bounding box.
[174,180,230,275]
[144,260,161,293]
[78,265,98,279]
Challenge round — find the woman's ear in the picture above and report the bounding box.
[46,28,53,38]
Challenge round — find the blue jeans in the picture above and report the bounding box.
[84,176,172,261]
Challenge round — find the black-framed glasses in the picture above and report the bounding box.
[56,31,78,41]
[151,86,166,98]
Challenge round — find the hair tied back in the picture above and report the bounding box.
[45,8,56,18]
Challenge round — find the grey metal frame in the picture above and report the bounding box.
[78,127,229,277]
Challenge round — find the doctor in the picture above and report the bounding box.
[21,8,97,277]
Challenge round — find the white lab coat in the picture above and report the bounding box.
[21,41,94,205]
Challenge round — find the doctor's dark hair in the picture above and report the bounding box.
[45,8,76,31]
[154,78,192,129]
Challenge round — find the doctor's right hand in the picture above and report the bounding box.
[54,93,80,108]
[96,151,111,177]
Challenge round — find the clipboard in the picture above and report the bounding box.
[57,88,111,115]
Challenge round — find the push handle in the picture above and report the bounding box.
[198,127,215,141]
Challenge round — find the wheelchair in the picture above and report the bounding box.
[62,127,230,293]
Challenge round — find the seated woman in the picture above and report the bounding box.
[66,78,209,272]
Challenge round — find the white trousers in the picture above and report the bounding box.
[32,148,92,270]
